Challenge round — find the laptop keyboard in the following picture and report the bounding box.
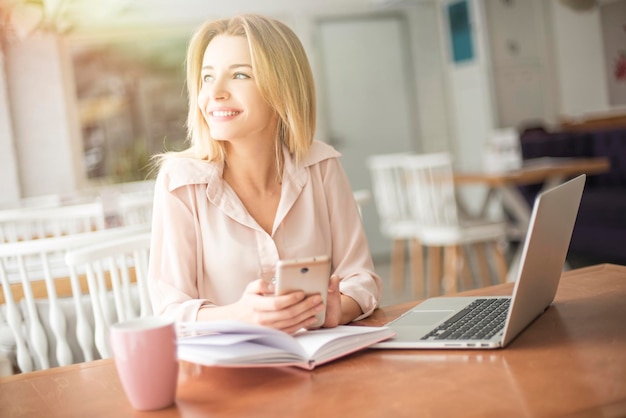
[421,298,510,341]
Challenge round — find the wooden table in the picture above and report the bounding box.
[1,263,625,418]
[454,157,610,189]
[455,157,610,281]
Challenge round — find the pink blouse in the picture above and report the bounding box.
[148,140,382,322]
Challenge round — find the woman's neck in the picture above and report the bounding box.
[222,142,283,234]
[223,143,282,195]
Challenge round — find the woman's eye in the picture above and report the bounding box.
[202,74,213,83]
[234,72,250,80]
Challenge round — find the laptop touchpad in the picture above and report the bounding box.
[393,310,453,327]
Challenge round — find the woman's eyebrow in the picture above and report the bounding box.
[201,64,253,71]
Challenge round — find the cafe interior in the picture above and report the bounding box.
[0,1,625,415]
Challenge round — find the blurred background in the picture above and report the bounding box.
[1,0,624,258]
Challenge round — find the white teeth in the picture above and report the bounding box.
[212,110,239,117]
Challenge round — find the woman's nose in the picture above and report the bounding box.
[208,77,229,100]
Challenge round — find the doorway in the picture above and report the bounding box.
[316,14,419,258]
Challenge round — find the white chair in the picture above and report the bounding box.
[117,190,154,226]
[353,189,371,218]
[0,224,150,373]
[64,232,153,360]
[366,153,422,292]
[0,352,11,377]
[402,153,508,296]
[0,191,154,243]
[18,194,63,209]
[96,180,155,228]
[0,202,106,243]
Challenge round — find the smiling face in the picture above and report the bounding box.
[197,35,278,148]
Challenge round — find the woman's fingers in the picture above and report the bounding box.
[328,274,340,293]
[323,275,342,328]
[241,279,328,333]
[257,294,324,331]
[244,278,273,295]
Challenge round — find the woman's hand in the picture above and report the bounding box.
[322,275,342,328]
[323,275,363,328]
[229,279,325,334]
[197,277,362,333]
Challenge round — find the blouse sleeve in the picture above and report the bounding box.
[147,164,214,322]
[321,158,383,320]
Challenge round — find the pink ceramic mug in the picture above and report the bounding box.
[110,317,179,411]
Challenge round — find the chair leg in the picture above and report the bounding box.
[442,245,459,294]
[409,238,424,298]
[473,243,493,287]
[459,245,474,291]
[427,246,442,296]
[492,241,508,283]
[390,239,406,291]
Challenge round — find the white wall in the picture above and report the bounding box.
[437,0,495,171]
[429,0,495,214]
[432,0,614,214]
[407,2,451,154]
[551,1,610,117]
[292,2,449,156]
[483,0,560,129]
[0,0,617,206]
[0,49,21,207]
[5,32,85,202]
[437,0,613,171]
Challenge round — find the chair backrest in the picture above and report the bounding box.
[402,152,460,228]
[18,194,63,210]
[0,224,150,373]
[64,233,153,360]
[352,189,371,219]
[0,202,106,243]
[97,182,155,228]
[366,153,415,237]
[0,192,154,243]
[117,190,154,226]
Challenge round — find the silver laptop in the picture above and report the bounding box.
[372,174,586,349]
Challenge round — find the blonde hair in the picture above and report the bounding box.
[155,14,316,166]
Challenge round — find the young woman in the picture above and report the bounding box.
[148,14,381,334]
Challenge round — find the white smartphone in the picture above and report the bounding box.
[274,255,331,329]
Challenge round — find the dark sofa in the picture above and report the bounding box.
[519,127,626,265]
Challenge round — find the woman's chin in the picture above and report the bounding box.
[208,131,228,141]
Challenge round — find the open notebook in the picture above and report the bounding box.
[372,174,586,349]
[176,321,395,369]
